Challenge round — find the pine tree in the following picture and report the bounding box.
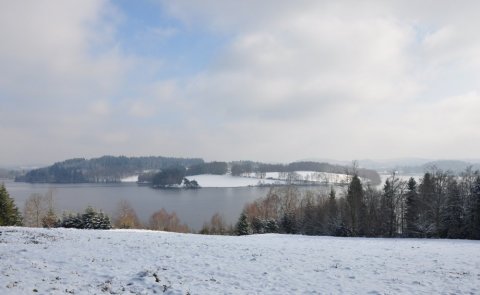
[265,219,279,233]
[280,211,297,234]
[404,177,418,237]
[326,187,339,235]
[235,212,250,235]
[441,179,464,238]
[417,173,436,237]
[0,184,22,226]
[251,217,265,234]
[468,177,480,239]
[302,197,317,235]
[346,175,366,236]
[380,180,396,237]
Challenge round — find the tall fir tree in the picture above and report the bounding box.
[468,177,480,239]
[326,187,338,235]
[380,180,397,237]
[0,184,22,226]
[441,179,464,238]
[346,175,366,236]
[302,197,317,235]
[405,177,418,237]
[418,173,436,236]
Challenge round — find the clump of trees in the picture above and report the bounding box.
[234,168,480,239]
[59,207,112,230]
[152,166,187,187]
[149,208,190,233]
[0,184,22,226]
[200,213,231,235]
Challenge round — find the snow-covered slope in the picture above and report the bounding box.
[184,174,284,187]
[1,227,478,294]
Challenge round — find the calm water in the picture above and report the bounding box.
[2,179,276,231]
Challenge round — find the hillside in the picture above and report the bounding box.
[1,227,478,294]
[14,157,381,185]
[14,156,204,183]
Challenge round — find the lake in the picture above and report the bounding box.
[2,179,304,231]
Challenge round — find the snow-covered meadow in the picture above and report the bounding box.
[1,227,479,294]
[121,171,353,188]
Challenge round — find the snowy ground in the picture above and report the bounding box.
[122,171,351,187]
[244,171,352,184]
[1,227,479,294]
[121,174,284,187]
[184,174,284,187]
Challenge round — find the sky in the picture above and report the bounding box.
[1,0,480,166]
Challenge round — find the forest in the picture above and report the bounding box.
[2,167,480,240]
[14,156,381,185]
[14,156,204,183]
[231,168,480,239]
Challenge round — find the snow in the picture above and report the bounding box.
[120,175,138,182]
[121,171,353,187]
[1,227,479,294]
[184,174,284,188]
[244,171,352,184]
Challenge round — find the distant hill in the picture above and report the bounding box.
[15,156,381,185]
[15,156,204,183]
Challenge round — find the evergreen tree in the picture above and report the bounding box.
[346,175,366,235]
[380,180,397,237]
[417,173,436,236]
[0,184,22,226]
[404,177,418,237]
[265,219,279,233]
[302,197,317,235]
[468,177,480,239]
[280,211,297,234]
[326,187,339,235]
[235,212,250,235]
[441,179,464,238]
[251,217,265,234]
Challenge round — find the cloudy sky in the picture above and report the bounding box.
[1,0,480,166]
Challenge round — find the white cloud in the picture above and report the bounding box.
[90,100,111,116]
[3,0,480,165]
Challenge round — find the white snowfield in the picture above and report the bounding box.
[184,174,284,187]
[121,171,354,187]
[1,227,479,294]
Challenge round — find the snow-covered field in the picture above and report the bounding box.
[244,171,352,184]
[1,227,479,294]
[184,174,284,187]
[121,174,285,187]
[121,171,354,187]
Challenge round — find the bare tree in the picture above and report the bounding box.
[23,193,45,227]
[113,200,142,229]
[149,208,189,233]
[23,190,57,227]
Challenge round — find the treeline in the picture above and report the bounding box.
[15,156,204,183]
[15,156,382,186]
[231,161,381,185]
[234,168,480,239]
[1,184,190,232]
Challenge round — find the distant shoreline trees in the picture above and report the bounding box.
[15,156,382,186]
